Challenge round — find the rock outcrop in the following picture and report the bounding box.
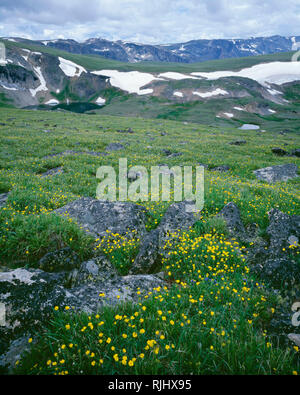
[254,164,298,183]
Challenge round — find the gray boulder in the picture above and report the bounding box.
[254,164,298,183]
[271,147,288,156]
[216,202,246,239]
[0,193,9,208]
[0,268,73,359]
[39,166,64,178]
[55,197,148,239]
[105,143,124,151]
[67,255,119,287]
[130,202,198,274]
[267,208,300,256]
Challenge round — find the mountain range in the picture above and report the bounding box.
[4,35,300,63]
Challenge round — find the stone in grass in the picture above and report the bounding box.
[39,166,64,178]
[211,165,230,172]
[216,202,246,239]
[55,197,148,239]
[266,208,300,256]
[291,149,300,158]
[117,128,134,134]
[105,143,125,152]
[130,202,198,275]
[288,334,300,348]
[0,193,9,208]
[229,140,247,146]
[271,147,288,156]
[254,164,298,183]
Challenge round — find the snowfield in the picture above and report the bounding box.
[191,62,300,86]
[29,67,48,97]
[91,70,161,95]
[173,91,183,97]
[193,88,229,98]
[58,57,87,77]
[158,72,198,80]
[45,99,59,105]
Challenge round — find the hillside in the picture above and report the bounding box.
[0,38,300,132]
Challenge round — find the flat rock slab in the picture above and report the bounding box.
[0,193,9,208]
[43,150,107,159]
[105,143,125,151]
[254,164,298,183]
[39,166,64,178]
[54,197,148,238]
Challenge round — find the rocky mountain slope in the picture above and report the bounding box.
[5,35,300,63]
[0,40,300,132]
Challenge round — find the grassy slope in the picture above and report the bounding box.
[0,108,299,374]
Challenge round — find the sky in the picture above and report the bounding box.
[0,0,299,44]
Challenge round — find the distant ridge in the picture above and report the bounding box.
[2,35,299,64]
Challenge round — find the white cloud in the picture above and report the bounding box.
[0,0,299,43]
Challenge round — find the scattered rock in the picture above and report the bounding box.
[291,149,300,158]
[162,149,183,158]
[216,202,246,239]
[251,258,300,290]
[211,165,230,172]
[130,202,198,274]
[43,150,106,159]
[229,140,247,146]
[266,208,300,256]
[127,169,147,182]
[0,193,9,208]
[254,164,298,183]
[55,197,148,239]
[39,166,64,178]
[288,334,300,348]
[117,128,134,134]
[129,229,161,275]
[271,147,288,156]
[105,143,125,151]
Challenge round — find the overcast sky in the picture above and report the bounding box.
[0,0,299,44]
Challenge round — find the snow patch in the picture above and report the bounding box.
[58,57,87,77]
[45,99,59,105]
[29,67,48,97]
[193,88,228,98]
[158,72,198,80]
[96,96,106,105]
[191,62,300,86]
[173,91,183,97]
[0,83,17,91]
[91,70,159,95]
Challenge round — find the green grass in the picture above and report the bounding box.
[0,107,299,375]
